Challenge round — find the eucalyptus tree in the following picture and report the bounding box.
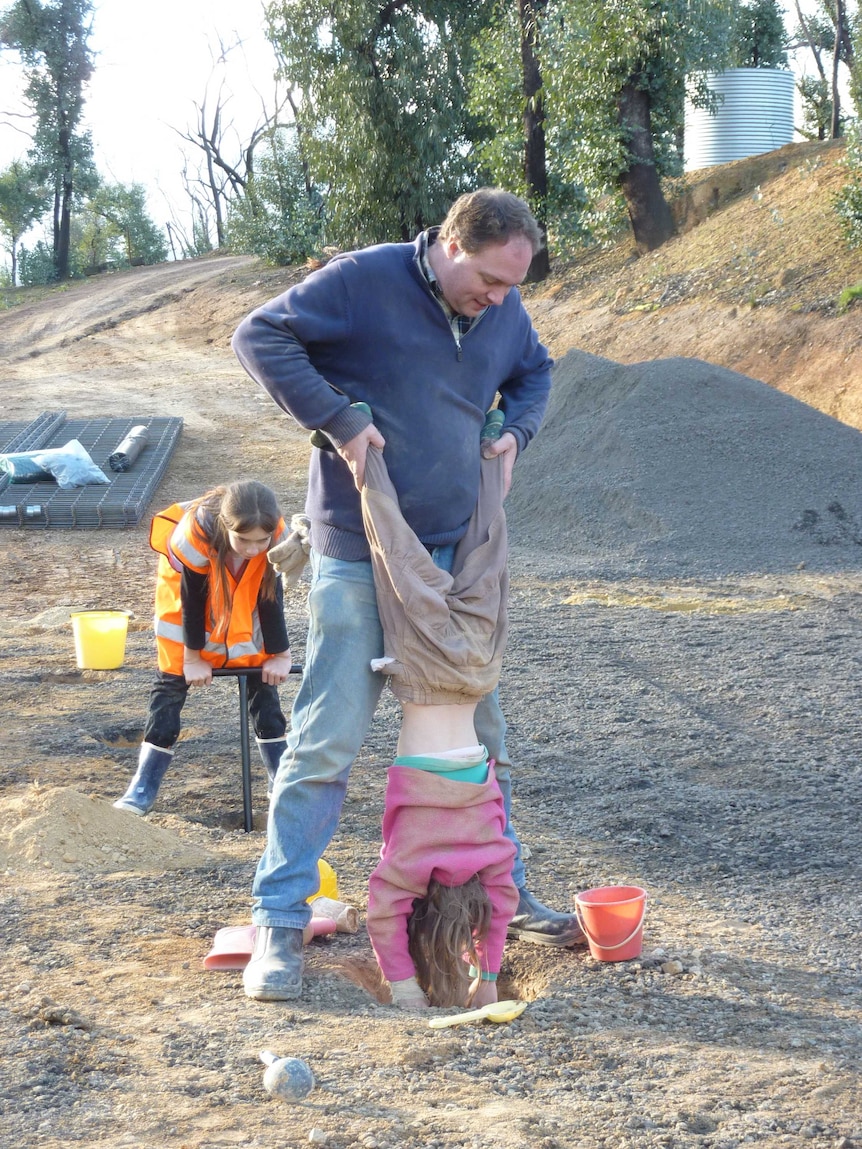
[226,127,322,264]
[0,0,96,279]
[0,159,51,284]
[264,0,497,247]
[78,182,169,270]
[791,0,857,138]
[473,0,735,254]
[733,0,787,66]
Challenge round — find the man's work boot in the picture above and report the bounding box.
[506,887,586,948]
[243,926,304,1001]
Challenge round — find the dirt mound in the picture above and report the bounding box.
[530,138,862,435]
[0,786,216,873]
[507,349,862,577]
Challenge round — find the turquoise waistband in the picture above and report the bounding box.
[393,750,489,784]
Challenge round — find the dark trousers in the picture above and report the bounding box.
[143,670,287,749]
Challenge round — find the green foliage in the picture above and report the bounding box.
[850,7,862,117]
[790,1,856,136]
[193,221,215,258]
[0,0,96,278]
[264,0,497,246]
[469,0,736,248]
[17,238,57,285]
[0,160,51,283]
[796,74,832,141]
[731,0,788,68]
[837,282,862,311]
[226,130,322,264]
[76,182,168,269]
[835,125,862,247]
[0,161,50,240]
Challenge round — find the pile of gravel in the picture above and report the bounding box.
[507,349,862,577]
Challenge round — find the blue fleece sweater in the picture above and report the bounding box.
[231,231,552,561]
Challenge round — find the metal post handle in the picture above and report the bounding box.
[211,664,302,831]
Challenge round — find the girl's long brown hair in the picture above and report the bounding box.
[407,876,492,1008]
[188,481,281,631]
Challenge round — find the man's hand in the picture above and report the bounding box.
[183,650,212,687]
[338,423,386,490]
[267,515,311,589]
[481,430,518,496]
[261,651,293,685]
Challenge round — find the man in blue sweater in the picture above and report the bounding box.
[232,188,584,1001]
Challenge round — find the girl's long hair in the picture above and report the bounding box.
[188,481,281,629]
[407,875,492,1008]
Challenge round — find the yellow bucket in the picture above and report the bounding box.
[70,610,131,670]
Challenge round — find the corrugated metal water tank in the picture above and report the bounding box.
[684,67,795,171]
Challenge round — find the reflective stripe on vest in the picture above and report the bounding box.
[151,506,289,675]
[153,619,265,662]
[169,511,213,573]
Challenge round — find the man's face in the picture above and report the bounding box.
[434,235,534,317]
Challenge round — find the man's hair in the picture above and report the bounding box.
[438,188,543,256]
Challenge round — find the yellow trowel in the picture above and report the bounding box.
[428,999,528,1029]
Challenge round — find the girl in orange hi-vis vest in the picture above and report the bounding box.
[114,481,293,816]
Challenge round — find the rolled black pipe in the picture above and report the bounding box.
[211,665,302,677]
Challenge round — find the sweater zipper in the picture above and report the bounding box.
[454,308,487,362]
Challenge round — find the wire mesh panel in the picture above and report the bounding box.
[0,411,68,499]
[0,413,183,529]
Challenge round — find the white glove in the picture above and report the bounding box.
[268,514,311,590]
[389,976,430,1010]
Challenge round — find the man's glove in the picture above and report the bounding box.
[480,408,505,458]
[268,514,311,590]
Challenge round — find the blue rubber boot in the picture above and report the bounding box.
[113,743,174,815]
[256,737,287,795]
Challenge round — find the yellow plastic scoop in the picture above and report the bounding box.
[428,999,528,1029]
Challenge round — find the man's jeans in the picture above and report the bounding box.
[251,550,525,929]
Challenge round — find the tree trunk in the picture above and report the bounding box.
[52,185,61,276]
[519,0,550,282]
[617,81,676,254]
[53,125,73,280]
[831,0,844,138]
[56,172,73,280]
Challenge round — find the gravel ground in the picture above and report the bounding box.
[1,557,861,1149]
[1,256,861,1149]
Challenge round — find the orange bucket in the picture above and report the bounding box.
[575,885,647,961]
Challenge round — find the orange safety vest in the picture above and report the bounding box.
[149,502,288,675]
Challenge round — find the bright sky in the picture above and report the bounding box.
[0,0,279,248]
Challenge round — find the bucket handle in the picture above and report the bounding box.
[70,608,133,619]
[574,897,647,952]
